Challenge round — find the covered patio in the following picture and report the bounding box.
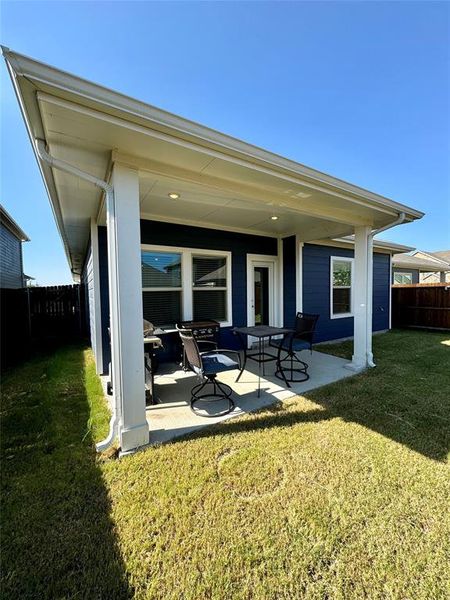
[4,47,424,454]
[146,349,353,444]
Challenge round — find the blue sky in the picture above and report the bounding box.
[1,1,449,285]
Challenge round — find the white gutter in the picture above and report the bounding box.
[366,212,406,367]
[35,139,118,452]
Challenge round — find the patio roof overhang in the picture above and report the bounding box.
[3,47,424,279]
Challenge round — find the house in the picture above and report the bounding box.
[0,204,30,289]
[3,47,424,453]
[392,250,450,284]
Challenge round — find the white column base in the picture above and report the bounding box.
[119,423,150,455]
[345,360,367,373]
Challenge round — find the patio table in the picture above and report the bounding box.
[233,325,293,397]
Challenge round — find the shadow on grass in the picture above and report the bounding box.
[167,330,450,462]
[0,345,132,599]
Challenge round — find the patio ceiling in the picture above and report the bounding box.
[3,47,424,277]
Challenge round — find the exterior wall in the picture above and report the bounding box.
[81,242,97,357]
[302,243,390,343]
[98,221,278,368]
[0,222,24,289]
[282,236,297,327]
[95,228,393,365]
[392,268,419,284]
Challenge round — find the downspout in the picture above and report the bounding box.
[35,139,119,451]
[366,212,406,367]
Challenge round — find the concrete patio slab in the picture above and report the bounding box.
[147,350,354,444]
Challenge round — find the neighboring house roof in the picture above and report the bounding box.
[392,252,450,271]
[0,205,30,242]
[2,47,424,278]
[429,250,450,264]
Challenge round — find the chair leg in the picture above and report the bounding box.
[190,376,235,417]
[275,350,309,383]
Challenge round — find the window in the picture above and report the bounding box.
[192,255,228,322]
[141,246,232,327]
[142,250,182,327]
[330,257,353,318]
[394,272,412,285]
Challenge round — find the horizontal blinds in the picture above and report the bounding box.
[193,290,227,322]
[143,291,181,327]
[192,256,227,287]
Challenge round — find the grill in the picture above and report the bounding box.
[177,320,221,370]
[177,319,221,343]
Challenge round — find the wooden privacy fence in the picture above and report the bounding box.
[28,284,85,340]
[1,284,86,369]
[392,283,450,330]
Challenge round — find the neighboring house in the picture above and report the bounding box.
[3,48,424,453]
[392,250,450,284]
[0,205,30,289]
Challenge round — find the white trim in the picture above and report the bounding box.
[330,256,354,319]
[90,219,103,374]
[141,244,233,327]
[389,254,393,330]
[246,253,279,327]
[296,238,303,313]
[277,239,283,327]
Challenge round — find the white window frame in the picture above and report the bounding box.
[330,256,354,319]
[394,272,413,285]
[141,244,232,327]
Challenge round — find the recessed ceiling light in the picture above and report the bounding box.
[168,192,180,199]
[271,215,279,221]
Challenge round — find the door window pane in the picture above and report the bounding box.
[254,267,269,325]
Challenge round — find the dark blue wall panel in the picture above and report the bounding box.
[98,227,111,374]
[282,236,297,327]
[303,243,390,343]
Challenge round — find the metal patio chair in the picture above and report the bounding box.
[269,312,319,386]
[177,327,241,417]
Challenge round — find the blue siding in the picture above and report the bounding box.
[0,223,24,289]
[282,236,297,327]
[97,222,278,363]
[98,227,111,374]
[303,244,390,343]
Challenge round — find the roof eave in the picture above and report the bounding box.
[2,46,425,223]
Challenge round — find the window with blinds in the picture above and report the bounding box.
[192,255,227,322]
[331,257,353,317]
[142,250,182,326]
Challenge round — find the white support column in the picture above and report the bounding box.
[296,236,304,313]
[366,235,375,366]
[349,225,372,371]
[107,163,148,453]
[277,237,284,327]
[90,218,103,374]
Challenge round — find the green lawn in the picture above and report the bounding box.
[1,330,450,599]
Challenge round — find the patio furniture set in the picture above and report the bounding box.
[140,312,319,417]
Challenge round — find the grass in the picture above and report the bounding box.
[1,330,450,599]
